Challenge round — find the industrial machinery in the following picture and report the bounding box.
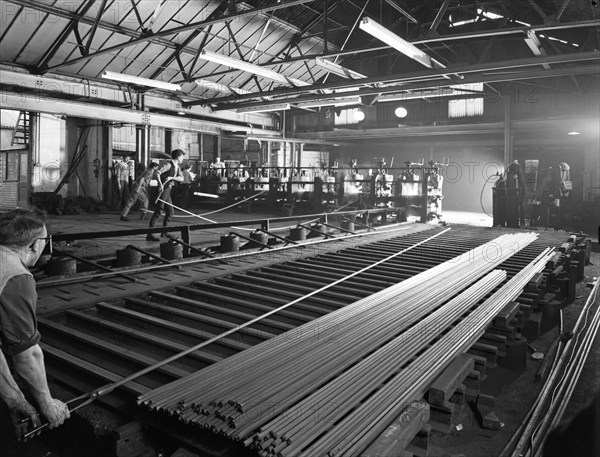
[394,160,446,222]
[493,161,527,228]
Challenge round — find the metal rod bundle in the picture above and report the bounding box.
[503,277,600,457]
[297,248,553,457]
[138,233,543,455]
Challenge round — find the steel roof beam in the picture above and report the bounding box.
[33,0,96,72]
[555,0,573,22]
[129,0,146,31]
[84,0,108,56]
[246,19,600,66]
[527,0,551,24]
[148,0,228,81]
[213,63,598,110]
[0,90,280,135]
[0,68,275,128]
[186,51,600,106]
[430,0,451,33]
[26,0,318,73]
[382,0,419,24]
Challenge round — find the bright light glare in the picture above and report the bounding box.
[395,107,408,118]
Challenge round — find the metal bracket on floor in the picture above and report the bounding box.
[53,248,137,282]
[125,244,180,269]
[344,217,375,232]
[229,231,273,250]
[297,223,336,239]
[319,221,356,235]
[164,234,215,258]
[255,228,298,247]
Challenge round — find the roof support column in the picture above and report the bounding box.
[504,97,513,166]
[137,125,150,167]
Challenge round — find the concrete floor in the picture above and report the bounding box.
[44,206,319,260]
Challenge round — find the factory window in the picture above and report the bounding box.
[4,151,19,181]
[448,83,484,118]
[334,108,362,125]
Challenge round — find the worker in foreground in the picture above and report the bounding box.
[0,209,70,445]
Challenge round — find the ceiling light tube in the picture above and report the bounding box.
[377,88,457,102]
[236,103,291,114]
[359,17,435,68]
[524,31,551,69]
[296,96,362,108]
[359,17,454,73]
[102,71,181,91]
[315,57,367,80]
[199,50,310,87]
[195,78,251,94]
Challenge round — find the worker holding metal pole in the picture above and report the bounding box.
[0,209,70,444]
[146,149,186,241]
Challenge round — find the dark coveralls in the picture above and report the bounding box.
[148,161,182,230]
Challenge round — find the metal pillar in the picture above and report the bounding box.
[504,97,513,166]
[105,124,113,204]
[136,125,150,166]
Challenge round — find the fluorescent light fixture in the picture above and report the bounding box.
[315,57,366,80]
[199,50,310,87]
[449,15,479,27]
[524,31,551,69]
[102,71,181,91]
[360,17,436,68]
[479,8,503,20]
[236,103,291,114]
[296,96,362,109]
[568,131,581,135]
[359,17,455,79]
[377,88,457,102]
[195,78,251,95]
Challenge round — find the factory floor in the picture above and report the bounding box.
[43,208,598,256]
[428,252,600,457]
[3,206,598,457]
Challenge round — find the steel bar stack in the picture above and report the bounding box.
[139,233,548,456]
[501,277,600,457]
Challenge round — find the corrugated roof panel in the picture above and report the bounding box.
[62,30,133,78]
[138,47,183,81]
[74,26,123,76]
[12,14,70,67]
[0,7,48,62]
[143,0,193,31]
[83,0,154,28]
[114,43,163,76]
[170,51,195,79]
[213,20,268,59]
[248,29,293,62]
[160,1,214,33]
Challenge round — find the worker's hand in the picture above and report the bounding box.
[8,398,40,440]
[40,398,70,429]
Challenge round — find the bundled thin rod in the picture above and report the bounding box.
[140,234,536,412]
[504,277,600,457]
[137,234,544,456]
[299,248,553,457]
